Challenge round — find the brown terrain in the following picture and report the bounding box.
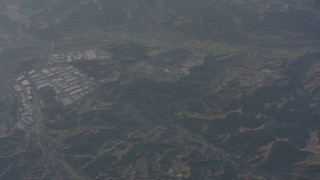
[0,0,320,179]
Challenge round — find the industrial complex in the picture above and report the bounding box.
[12,82,35,126]
[49,49,98,64]
[12,65,97,126]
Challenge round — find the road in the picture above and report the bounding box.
[28,87,91,179]
[26,127,89,180]
[4,77,91,179]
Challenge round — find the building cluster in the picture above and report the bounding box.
[12,65,97,126]
[12,81,35,126]
[49,49,98,64]
[28,65,96,106]
[0,115,10,128]
[0,35,9,42]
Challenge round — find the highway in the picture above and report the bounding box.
[3,69,91,179]
[28,84,91,179]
